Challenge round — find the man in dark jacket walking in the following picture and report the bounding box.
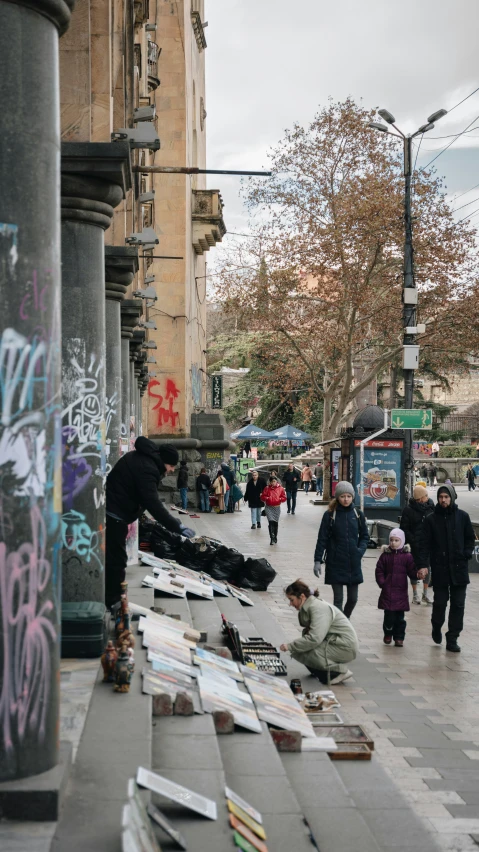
[177,460,189,509]
[105,438,194,607]
[418,484,475,652]
[400,484,434,605]
[196,468,212,512]
[314,462,324,497]
[219,462,235,513]
[282,463,301,515]
[244,469,267,528]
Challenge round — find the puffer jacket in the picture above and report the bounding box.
[260,484,287,507]
[375,545,418,611]
[400,497,435,566]
[106,437,182,533]
[314,503,369,585]
[416,484,475,587]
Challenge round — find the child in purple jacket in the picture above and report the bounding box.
[375,529,427,647]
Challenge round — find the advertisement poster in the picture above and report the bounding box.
[331,448,341,496]
[354,440,403,509]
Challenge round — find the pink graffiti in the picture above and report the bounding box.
[0,506,57,752]
[19,270,48,321]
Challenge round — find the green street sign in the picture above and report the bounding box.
[391,409,433,430]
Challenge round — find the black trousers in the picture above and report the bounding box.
[432,583,467,641]
[286,490,297,512]
[331,583,359,619]
[105,515,129,607]
[383,610,406,640]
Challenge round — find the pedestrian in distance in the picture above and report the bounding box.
[400,484,434,605]
[301,462,313,493]
[213,468,228,513]
[427,461,437,488]
[196,467,212,513]
[313,481,369,619]
[431,440,440,458]
[282,462,301,514]
[466,463,476,491]
[244,469,267,529]
[219,462,235,513]
[417,483,475,653]
[105,439,195,608]
[420,462,428,481]
[230,482,244,511]
[177,459,189,510]
[314,461,324,497]
[279,580,358,685]
[375,529,427,647]
[260,475,287,545]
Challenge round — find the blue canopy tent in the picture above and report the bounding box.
[271,424,312,441]
[230,424,275,440]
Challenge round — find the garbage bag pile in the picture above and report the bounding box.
[138,518,276,591]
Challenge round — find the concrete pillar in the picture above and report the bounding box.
[104,249,139,469]
[0,0,74,783]
[120,300,142,450]
[61,142,131,603]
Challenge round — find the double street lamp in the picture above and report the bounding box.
[369,106,447,495]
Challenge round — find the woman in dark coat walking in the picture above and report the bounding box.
[400,484,434,605]
[375,528,426,646]
[244,470,267,529]
[313,481,369,618]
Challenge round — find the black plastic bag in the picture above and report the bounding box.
[240,557,276,591]
[208,545,245,584]
[150,523,184,560]
[175,539,216,572]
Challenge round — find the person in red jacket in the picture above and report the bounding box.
[375,528,427,647]
[260,475,287,545]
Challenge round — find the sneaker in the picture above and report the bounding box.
[287,509,291,514]
[446,640,461,653]
[413,591,421,605]
[251,524,256,529]
[330,670,353,685]
[383,635,392,644]
[422,593,433,605]
[432,626,442,644]
[291,511,295,515]
[257,523,261,528]
[394,639,404,647]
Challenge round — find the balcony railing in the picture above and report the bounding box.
[147,41,161,91]
[191,11,207,52]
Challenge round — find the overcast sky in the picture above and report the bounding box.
[205,0,479,237]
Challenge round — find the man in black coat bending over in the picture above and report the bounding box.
[105,438,195,607]
[418,484,475,653]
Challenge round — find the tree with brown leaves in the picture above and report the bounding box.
[214,99,479,449]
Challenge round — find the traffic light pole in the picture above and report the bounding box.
[403,135,416,498]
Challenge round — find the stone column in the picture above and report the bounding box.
[120,300,142,451]
[104,249,139,469]
[0,0,74,783]
[61,142,131,604]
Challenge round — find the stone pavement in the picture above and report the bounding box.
[191,491,479,851]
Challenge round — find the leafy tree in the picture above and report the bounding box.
[213,99,479,449]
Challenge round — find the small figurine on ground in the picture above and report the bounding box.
[101,640,118,682]
[114,642,134,693]
[115,595,130,637]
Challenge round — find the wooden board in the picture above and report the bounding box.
[328,743,372,760]
[315,724,374,750]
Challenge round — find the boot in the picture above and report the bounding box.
[269,524,274,545]
[273,521,278,543]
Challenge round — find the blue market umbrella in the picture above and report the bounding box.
[230,423,275,440]
[271,424,312,441]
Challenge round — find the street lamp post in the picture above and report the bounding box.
[369,107,447,498]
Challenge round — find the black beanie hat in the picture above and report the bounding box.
[158,444,179,466]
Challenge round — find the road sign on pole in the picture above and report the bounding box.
[391,409,432,430]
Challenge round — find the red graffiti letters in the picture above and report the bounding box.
[148,378,180,429]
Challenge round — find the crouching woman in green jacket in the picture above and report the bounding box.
[280,580,359,685]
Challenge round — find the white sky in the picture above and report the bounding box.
[205,0,479,237]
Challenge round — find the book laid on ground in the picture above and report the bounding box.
[136,767,217,819]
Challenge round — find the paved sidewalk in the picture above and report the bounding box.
[192,493,479,852]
